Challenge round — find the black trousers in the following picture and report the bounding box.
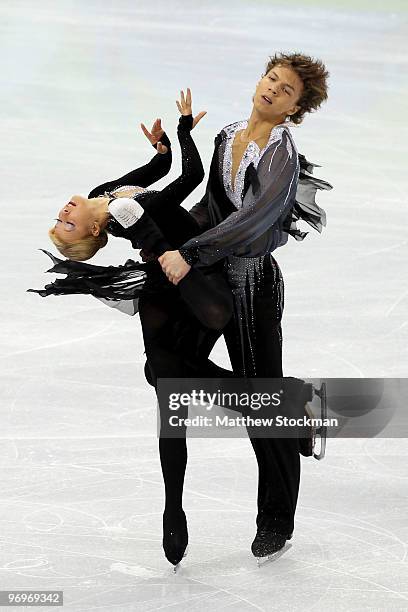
[139,256,300,536]
[222,255,300,535]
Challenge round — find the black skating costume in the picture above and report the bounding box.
[29,114,332,556]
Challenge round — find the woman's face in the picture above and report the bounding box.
[253,64,303,121]
[52,195,108,243]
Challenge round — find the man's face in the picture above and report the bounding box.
[253,64,303,121]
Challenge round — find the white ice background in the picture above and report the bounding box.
[0,1,407,610]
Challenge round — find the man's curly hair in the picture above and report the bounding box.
[264,52,329,125]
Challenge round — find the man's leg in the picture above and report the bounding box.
[250,274,300,536]
[222,257,300,538]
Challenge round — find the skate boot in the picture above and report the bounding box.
[163,509,188,572]
[299,403,316,458]
[251,530,292,566]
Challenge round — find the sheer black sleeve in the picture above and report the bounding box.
[179,129,299,266]
[281,153,332,241]
[87,132,172,198]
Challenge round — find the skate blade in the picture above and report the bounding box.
[312,430,326,460]
[255,544,289,566]
[304,396,327,461]
[313,382,327,460]
[255,550,284,566]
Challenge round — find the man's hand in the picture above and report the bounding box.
[140,118,168,154]
[158,250,191,285]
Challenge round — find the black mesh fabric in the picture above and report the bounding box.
[180,129,333,266]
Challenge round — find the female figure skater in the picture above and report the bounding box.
[158,52,333,561]
[29,91,237,569]
[41,93,232,335]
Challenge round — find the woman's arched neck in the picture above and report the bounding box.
[97,196,111,230]
[97,195,110,214]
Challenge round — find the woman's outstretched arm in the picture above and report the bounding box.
[87,125,172,199]
[108,89,207,249]
[105,114,204,249]
[132,114,204,242]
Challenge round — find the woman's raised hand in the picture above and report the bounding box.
[176,88,207,129]
[140,118,168,154]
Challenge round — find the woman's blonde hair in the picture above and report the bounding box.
[48,226,108,261]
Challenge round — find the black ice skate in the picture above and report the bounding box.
[251,531,293,566]
[280,377,327,460]
[163,509,188,572]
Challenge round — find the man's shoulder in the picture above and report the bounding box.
[263,124,299,160]
[212,119,247,147]
[222,118,247,130]
[220,119,247,136]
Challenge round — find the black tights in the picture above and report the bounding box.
[139,287,229,517]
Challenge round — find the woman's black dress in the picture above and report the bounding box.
[29,115,232,334]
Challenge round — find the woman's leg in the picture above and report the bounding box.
[178,267,233,331]
[139,290,188,517]
[146,200,234,331]
[139,287,228,565]
[139,289,228,511]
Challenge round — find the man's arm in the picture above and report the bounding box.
[178,129,299,267]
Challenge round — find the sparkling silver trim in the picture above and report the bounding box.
[222,120,293,210]
[104,185,149,197]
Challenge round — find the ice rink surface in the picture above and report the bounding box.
[1,0,407,610]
